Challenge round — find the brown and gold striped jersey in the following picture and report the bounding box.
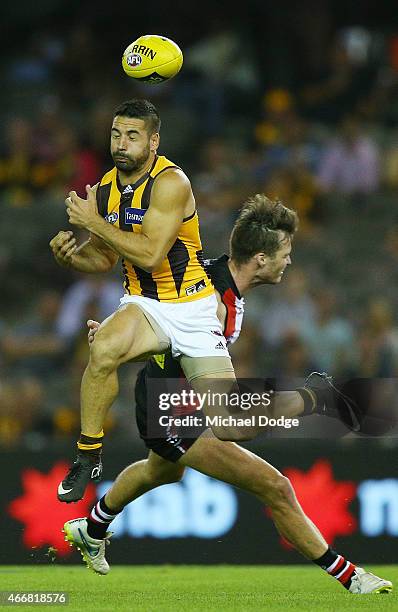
[96,155,213,303]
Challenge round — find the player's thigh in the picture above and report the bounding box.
[179,430,284,496]
[92,304,163,362]
[183,361,238,414]
[180,355,236,385]
[187,367,260,440]
[146,450,185,482]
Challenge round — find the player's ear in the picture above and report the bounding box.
[150,132,159,152]
[254,252,267,267]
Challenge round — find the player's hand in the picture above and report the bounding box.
[66,183,99,230]
[87,319,100,346]
[49,231,77,267]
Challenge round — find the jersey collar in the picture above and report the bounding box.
[219,254,242,299]
[116,155,158,194]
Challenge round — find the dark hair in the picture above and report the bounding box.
[113,99,161,134]
[229,194,298,264]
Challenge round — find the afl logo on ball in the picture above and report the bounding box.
[126,53,142,67]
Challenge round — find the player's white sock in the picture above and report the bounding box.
[314,547,356,589]
[87,495,122,539]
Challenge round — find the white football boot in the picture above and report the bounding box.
[63,518,112,575]
[348,567,392,594]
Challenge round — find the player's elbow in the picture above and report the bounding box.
[137,257,160,274]
[141,253,163,274]
[131,238,164,273]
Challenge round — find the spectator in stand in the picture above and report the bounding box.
[299,287,356,376]
[52,125,102,196]
[192,137,251,254]
[192,137,250,213]
[275,335,315,379]
[182,20,260,136]
[253,90,320,231]
[316,114,380,195]
[259,267,316,348]
[299,32,378,125]
[357,298,398,377]
[229,322,264,378]
[55,278,122,347]
[2,290,66,380]
[0,117,34,206]
[254,88,296,153]
[0,376,44,447]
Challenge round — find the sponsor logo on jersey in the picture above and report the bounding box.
[185,279,207,296]
[125,208,146,225]
[122,184,134,194]
[126,53,142,67]
[215,341,226,350]
[105,212,119,224]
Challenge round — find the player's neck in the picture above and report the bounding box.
[228,259,252,295]
[117,154,156,186]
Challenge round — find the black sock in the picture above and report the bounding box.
[77,431,104,455]
[86,495,122,539]
[313,547,356,589]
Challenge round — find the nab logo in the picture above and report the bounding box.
[105,212,118,224]
[126,53,142,67]
[125,208,146,225]
[96,470,238,539]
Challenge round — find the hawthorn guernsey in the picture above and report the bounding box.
[96,155,214,303]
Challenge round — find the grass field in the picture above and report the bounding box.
[0,565,396,611]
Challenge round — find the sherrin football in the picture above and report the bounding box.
[122,34,183,83]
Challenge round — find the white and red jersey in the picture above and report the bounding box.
[204,254,245,346]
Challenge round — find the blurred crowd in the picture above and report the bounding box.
[2,3,398,447]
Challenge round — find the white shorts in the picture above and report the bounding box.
[119,293,230,359]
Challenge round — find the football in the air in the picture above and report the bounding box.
[122,34,183,83]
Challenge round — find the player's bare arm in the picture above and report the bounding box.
[72,232,119,273]
[49,230,118,274]
[50,185,119,274]
[67,169,193,273]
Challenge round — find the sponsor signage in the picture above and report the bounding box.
[2,440,397,564]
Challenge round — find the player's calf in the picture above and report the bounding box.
[255,473,295,509]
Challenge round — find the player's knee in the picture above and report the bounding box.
[89,330,127,373]
[261,474,296,509]
[89,340,118,374]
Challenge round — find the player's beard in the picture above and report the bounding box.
[112,144,151,175]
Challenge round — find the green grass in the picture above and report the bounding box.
[0,565,396,611]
